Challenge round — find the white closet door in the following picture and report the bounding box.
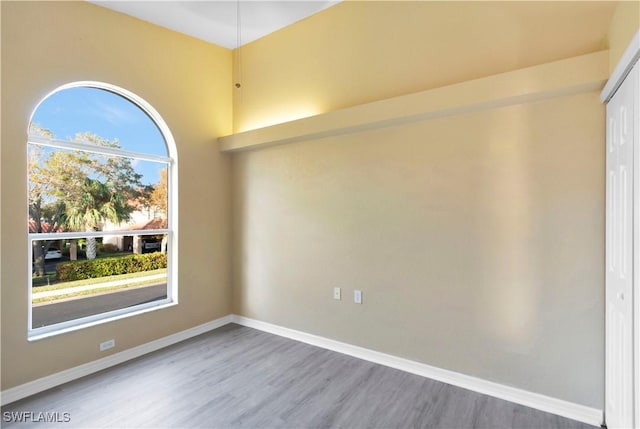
[635,60,640,429]
[606,61,637,429]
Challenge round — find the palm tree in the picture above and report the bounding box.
[64,178,130,260]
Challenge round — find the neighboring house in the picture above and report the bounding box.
[103,207,167,254]
[29,203,167,255]
[27,219,62,234]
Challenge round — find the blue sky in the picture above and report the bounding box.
[31,87,168,185]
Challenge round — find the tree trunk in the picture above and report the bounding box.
[70,239,78,260]
[161,235,168,254]
[32,240,45,277]
[133,235,142,254]
[86,236,97,260]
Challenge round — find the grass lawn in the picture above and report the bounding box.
[32,268,167,304]
[33,268,167,292]
[32,274,166,304]
[32,272,57,287]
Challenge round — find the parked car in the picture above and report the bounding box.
[141,238,161,253]
[44,249,62,260]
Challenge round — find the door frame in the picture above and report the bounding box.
[601,29,640,428]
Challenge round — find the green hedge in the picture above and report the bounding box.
[56,253,167,281]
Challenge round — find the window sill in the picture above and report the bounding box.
[28,300,177,341]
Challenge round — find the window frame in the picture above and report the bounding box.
[27,81,178,340]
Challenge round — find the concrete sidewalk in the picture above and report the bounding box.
[32,273,167,299]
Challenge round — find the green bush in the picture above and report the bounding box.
[56,252,167,281]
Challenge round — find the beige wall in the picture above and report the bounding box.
[231,1,611,408]
[608,0,640,72]
[233,1,615,133]
[1,2,232,389]
[232,91,605,408]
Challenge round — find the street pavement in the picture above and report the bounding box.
[32,284,167,328]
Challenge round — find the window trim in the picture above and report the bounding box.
[28,135,172,164]
[27,81,178,340]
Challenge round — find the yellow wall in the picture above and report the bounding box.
[231,1,612,408]
[233,1,615,132]
[1,1,232,389]
[608,1,640,72]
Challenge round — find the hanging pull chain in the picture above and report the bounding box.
[235,0,242,89]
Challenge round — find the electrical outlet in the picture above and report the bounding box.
[333,287,341,300]
[354,290,362,304]
[100,339,115,351]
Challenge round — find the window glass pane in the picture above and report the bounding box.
[28,144,168,234]
[31,235,168,329]
[28,82,175,337]
[31,87,168,157]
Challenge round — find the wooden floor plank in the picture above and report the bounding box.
[2,324,597,428]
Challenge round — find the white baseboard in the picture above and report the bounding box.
[231,315,604,427]
[1,315,233,406]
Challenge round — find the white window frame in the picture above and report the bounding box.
[27,81,178,340]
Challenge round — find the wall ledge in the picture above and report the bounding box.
[219,50,609,153]
[601,29,640,102]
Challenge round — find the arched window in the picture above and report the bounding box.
[27,82,177,338]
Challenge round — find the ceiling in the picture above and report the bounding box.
[88,1,340,49]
